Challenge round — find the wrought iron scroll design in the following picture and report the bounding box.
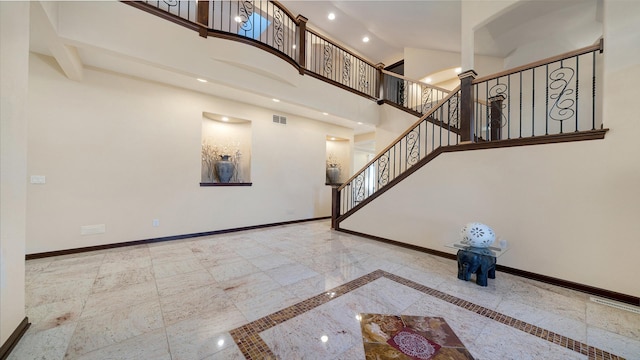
[421,87,434,114]
[273,8,284,49]
[471,43,601,140]
[343,54,351,84]
[358,63,369,91]
[448,94,459,127]
[406,130,420,166]
[163,0,178,6]
[377,153,390,187]
[238,1,254,32]
[323,44,333,75]
[354,174,365,204]
[488,82,508,129]
[337,89,461,217]
[398,82,406,106]
[548,66,575,122]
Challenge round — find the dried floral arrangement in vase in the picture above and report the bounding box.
[326,153,342,184]
[201,140,242,183]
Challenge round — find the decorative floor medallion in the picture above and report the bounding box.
[360,314,473,360]
[230,270,626,359]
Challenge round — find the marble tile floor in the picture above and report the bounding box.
[10,220,640,360]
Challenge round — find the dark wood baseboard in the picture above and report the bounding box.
[335,228,639,307]
[495,265,639,306]
[0,317,30,360]
[26,217,330,260]
[337,228,456,261]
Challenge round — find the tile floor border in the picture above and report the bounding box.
[229,269,626,360]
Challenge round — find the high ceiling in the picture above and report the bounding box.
[28,1,602,140]
[280,1,462,66]
[280,0,601,66]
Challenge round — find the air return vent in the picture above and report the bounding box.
[590,297,640,314]
[273,115,287,125]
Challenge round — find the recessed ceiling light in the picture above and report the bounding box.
[322,112,329,115]
[221,116,229,122]
[320,335,329,343]
[234,16,242,23]
[272,98,280,102]
[357,122,363,125]
[328,13,335,20]
[362,36,369,43]
[455,67,462,74]
[425,77,433,84]
[197,78,207,83]
[330,137,336,140]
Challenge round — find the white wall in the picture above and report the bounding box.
[341,0,640,298]
[404,48,504,80]
[375,105,422,153]
[51,1,380,129]
[0,1,28,346]
[26,54,353,254]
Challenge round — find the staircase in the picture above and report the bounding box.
[123,0,608,229]
[333,41,606,228]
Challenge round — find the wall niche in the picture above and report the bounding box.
[325,136,350,185]
[201,112,252,186]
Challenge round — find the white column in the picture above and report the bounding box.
[0,0,29,348]
[460,5,475,72]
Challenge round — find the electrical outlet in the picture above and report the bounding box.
[152,219,160,227]
[30,175,46,184]
[80,224,105,235]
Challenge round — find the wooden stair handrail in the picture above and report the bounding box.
[380,69,452,94]
[473,39,603,84]
[338,85,461,192]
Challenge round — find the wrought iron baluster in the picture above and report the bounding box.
[592,51,596,130]
[238,1,254,33]
[474,85,479,140]
[447,98,451,145]
[506,76,511,138]
[519,72,523,138]
[546,64,549,135]
[342,53,351,84]
[485,81,489,140]
[274,7,284,50]
[433,108,438,151]
[323,43,332,76]
[575,55,579,132]
[549,59,575,134]
[532,68,535,136]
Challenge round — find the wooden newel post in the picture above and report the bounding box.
[458,70,477,143]
[296,15,308,75]
[331,186,341,229]
[197,0,209,37]
[489,94,506,141]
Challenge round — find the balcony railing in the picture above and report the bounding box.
[332,41,606,227]
[304,29,379,99]
[381,69,451,116]
[126,2,607,229]
[128,0,383,100]
[471,41,603,141]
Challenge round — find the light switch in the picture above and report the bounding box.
[30,175,46,184]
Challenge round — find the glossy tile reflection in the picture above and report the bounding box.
[360,314,473,360]
[13,220,639,360]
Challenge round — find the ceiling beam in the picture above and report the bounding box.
[31,1,83,81]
